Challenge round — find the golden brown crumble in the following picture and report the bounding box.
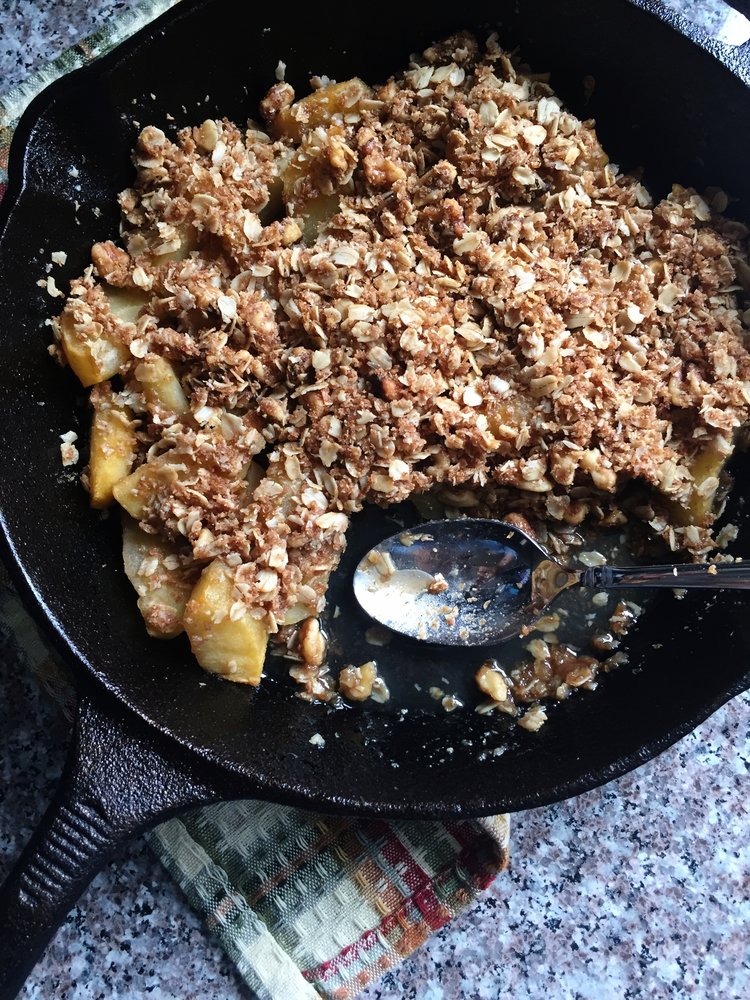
[474,600,639,728]
[54,31,750,705]
[338,660,390,703]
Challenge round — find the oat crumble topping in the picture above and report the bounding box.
[54,31,750,709]
[59,430,79,467]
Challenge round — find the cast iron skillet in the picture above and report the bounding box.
[1,0,750,992]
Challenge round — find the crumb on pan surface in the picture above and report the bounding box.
[53,30,750,712]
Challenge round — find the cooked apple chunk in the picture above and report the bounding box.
[122,517,194,638]
[113,453,193,521]
[668,445,727,528]
[271,78,371,143]
[183,559,268,684]
[88,384,137,508]
[59,285,148,386]
[134,355,189,421]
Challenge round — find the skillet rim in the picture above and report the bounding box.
[0,0,749,820]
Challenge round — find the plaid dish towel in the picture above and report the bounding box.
[0,6,510,998]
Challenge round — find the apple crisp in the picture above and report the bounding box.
[54,31,750,695]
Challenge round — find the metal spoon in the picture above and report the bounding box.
[353,518,750,646]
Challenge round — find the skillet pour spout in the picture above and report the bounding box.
[1,0,750,993]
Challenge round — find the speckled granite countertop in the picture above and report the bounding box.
[1,2,750,998]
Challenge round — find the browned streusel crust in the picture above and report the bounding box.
[56,31,750,637]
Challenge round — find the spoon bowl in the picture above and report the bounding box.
[352,519,569,646]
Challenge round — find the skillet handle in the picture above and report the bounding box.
[0,685,225,999]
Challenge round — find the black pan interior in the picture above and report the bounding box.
[0,0,749,818]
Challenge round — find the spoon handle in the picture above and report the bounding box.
[582,561,750,591]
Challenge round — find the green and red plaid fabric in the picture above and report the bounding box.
[152,805,508,998]
[0,7,511,996]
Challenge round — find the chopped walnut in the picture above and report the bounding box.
[427,573,449,594]
[299,617,326,667]
[339,661,380,701]
[475,660,509,703]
